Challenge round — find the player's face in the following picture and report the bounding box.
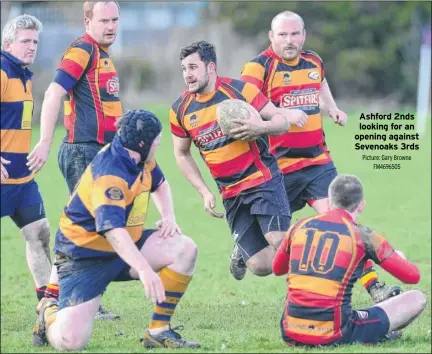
[85,1,119,46]
[269,18,305,61]
[4,29,39,66]
[146,133,162,162]
[181,53,211,94]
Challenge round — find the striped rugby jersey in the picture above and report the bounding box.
[53,33,122,145]
[1,51,35,184]
[169,76,281,199]
[55,138,165,260]
[278,209,395,345]
[241,46,332,174]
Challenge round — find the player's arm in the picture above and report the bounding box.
[27,43,92,172]
[272,224,295,275]
[320,79,347,126]
[92,175,165,303]
[149,163,182,238]
[361,226,420,284]
[1,70,8,99]
[0,70,12,180]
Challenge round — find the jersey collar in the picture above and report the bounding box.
[264,45,301,66]
[83,33,109,52]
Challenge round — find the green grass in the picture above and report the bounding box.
[1,106,431,353]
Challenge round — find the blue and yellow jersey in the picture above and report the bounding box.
[0,51,34,185]
[279,209,395,345]
[241,46,331,174]
[53,33,122,145]
[169,76,280,199]
[54,138,165,260]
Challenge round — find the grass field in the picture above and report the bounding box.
[1,106,431,353]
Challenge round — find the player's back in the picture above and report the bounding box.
[283,209,371,345]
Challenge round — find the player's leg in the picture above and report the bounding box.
[125,229,200,348]
[283,169,309,215]
[341,290,426,345]
[10,181,51,301]
[57,142,118,319]
[33,254,124,349]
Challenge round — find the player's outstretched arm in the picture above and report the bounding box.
[105,228,165,304]
[379,250,420,284]
[27,82,67,172]
[172,134,223,218]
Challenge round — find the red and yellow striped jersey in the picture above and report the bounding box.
[241,46,331,173]
[169,76,280,199]
[274,209,395,345]
[54,138,165,260]
[53,33,122,145]
[1,51,35,184]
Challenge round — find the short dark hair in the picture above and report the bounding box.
[329,175,364,212]
[180,40,217,66]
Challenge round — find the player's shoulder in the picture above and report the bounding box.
[0,55,13,76]
[171,90,193,113]
[219,76,247,91]
[66,36,94,55]
[301,49,324,63]
[245,50,271,67]
[355,224,387,245]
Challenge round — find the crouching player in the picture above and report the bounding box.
[272,174,426,347]
[32,110,200,350]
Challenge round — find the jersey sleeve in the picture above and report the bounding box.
[358,225,395,265]
[240,60,266,90]
[240,81,269,112]
[272,224,295,275]
[150,163,165,192]
[53,41,93,92]
[91,175,128,235]
[1,70,8,99]
[169,106,189,138]
[303,50,325,82]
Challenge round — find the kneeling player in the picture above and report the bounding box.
[32,110,200,350]
[273,174,426,347]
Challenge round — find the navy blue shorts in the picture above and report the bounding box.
[223,174,291,261]
[284,161,337,213]
[1,179,46,228]
[56,229,154,310]
[281,306,390,347]
[58,142,103,194]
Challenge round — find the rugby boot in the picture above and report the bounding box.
[229,243,247,280]
[95,305,120,320]
[141,325,200,349]
[380,330,403,342]
[369,282,402,304]
[32,297,58,346]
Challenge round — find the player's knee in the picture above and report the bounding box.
[60,330,90,351]
[21,218,50,245]
[246,257,272,276]
[178,235,198,265]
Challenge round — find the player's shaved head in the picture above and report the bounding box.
[271,11,304,31]
[329,175,364,212]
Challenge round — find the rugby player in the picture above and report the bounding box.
[273,174,425,347]
[1,14,52,302]
[239,11,401,303]
[170,41,307,279]
[32,110,200,350]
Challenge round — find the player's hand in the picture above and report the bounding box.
[155,216,182,239]
[202,191,224,218]
[328,108,347,126]
[1,157,11,181]
[27,140,51,172]
[230,112,266,140]
[281,109,308,128]
[138,267,165,304]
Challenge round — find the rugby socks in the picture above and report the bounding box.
[148,267,192,334]
[36,286,47,301]
[44,302,58,329]
[44,283,59,301]
[360,260,379,292]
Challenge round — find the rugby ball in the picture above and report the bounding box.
[216,99,260,140]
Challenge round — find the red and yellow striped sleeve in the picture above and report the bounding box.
[53,41,93,91]
[169,106,189,138]
[240,60,266,90]
[240,81,269,112]
[1,70,8,99]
